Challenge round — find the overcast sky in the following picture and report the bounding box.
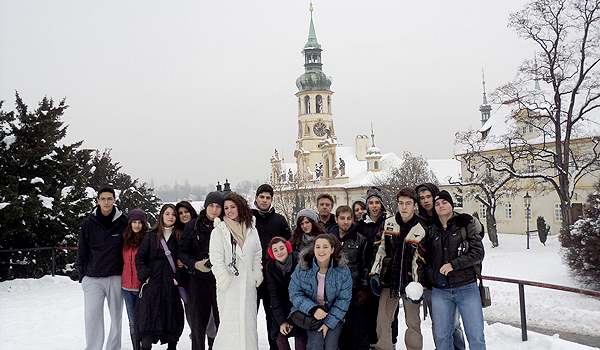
[0,0,536,188]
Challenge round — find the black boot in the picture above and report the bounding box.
[208,337,215,350]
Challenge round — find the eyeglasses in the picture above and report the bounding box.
[398,202,414,207]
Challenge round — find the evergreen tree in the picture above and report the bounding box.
[0,94,94,279]
[564,181,600,291]
[88,149,161,224]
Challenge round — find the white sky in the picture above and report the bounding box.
[0,0,536,187]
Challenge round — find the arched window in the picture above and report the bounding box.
[327,96,331,114]
[304,96,311,114]
[316,95,323,113]
[374,161,379,169]
[298,98,301,115]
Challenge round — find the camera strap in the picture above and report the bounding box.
[229,232,237,267]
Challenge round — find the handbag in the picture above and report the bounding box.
[161,238,189,304]
[290,310,323,330]
[460,227,492,308]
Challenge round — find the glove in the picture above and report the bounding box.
[370,274,381,297]
[354,290,368,306]
[405,281,424,304]
[195,258,212,273]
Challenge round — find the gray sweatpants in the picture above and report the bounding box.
[82,275,123,350]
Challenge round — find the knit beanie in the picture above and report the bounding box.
[351,197,366,209]
[296,209,319,224]
[434,190,454,207]
[128,209,147,225]
[366,187,386,213]
[205,191,225,208]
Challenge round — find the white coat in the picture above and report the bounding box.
[209,217,263,350]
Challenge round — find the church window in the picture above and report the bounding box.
[298,98,301,115]
[374,161,379,169]
[504,202,513,220]
[316,95,323,113]
[554,203,563,222]
[327,96,331,113]
[479,204,487,219]
[306,125,310,135]
[305,96,311,114]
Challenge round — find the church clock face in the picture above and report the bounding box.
[313,121,327,137]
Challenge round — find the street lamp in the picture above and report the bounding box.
[524,192,532,249]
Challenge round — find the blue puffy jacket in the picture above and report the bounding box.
[288,245,352,330]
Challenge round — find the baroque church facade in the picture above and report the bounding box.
[269,7,460,214]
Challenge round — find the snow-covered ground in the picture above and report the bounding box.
[1,233,598,349]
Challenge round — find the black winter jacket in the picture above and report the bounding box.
[328,223,369,291]
[252,205,292,266]
[135,230,185,343]
[417,213,484,289]
[357,213,387,267]
[178,210,217,282]
[76,206,128,282]
[266,255,298,331]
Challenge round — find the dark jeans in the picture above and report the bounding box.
[123,289,138,335]
[188,276,218,350]
[307,320,344,350]
[275,332,307,350]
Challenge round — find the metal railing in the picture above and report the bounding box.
[482,275,600,341]
[0,246,78,278]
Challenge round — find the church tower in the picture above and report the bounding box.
[293,4,335,181]
[479,69,492,126]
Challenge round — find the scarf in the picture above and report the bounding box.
[275,255,293,274]
[301,233,316,247]
[223,216,247,248]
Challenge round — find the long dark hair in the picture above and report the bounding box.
[223,192,253,227]
[175,200,198,221]
[291,216,324,247]
[151,204,183,248]
[123,222,148,249]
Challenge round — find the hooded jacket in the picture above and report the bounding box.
[251,202,292,266]
[76,206,128,282]
[288,244,352,330]
[415,183,440,226]
[178,209,217,282]
[417,213,484,289]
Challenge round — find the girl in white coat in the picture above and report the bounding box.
[209,192,263,350]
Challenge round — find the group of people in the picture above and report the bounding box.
[76,182,486,350]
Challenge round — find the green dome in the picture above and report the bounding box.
[296,72,332,92]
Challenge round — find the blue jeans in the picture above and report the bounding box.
[432,283,485,350]
[306,320,343,350]
[424,289,466,350]
[123,289,138,334]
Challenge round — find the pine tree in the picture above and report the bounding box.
[0,94,94,279]
[564,181,600,291]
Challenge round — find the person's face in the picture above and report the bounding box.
[206,203,222,221]
[300,217,313,234]
[335,212,353,233]
[131,220,144,233]
[419,190,434,213]
[314,238,334,265]
[353,203,367,219]
[162,207,177,227]
[271,242,289,263]
[368,198,382,218]
[435,199,453,217]
[397,196,417,222]
[224,200,239,221]
[255,192,273,211]
[178,207,192,224]
[317,198,333,217]
[97,192,115,216]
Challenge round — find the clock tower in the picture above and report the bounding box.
[294,4,336,180]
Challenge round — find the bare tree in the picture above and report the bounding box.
[371,151,439,213]
[453,132,523,247]
[270,172,319,229]
[484,0,600,236]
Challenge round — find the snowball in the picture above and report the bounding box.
[405,281,423,301]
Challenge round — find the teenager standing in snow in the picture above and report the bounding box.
[265,237,307,350]
[417,191,486,350]
[76,185,128,350]
[209,192,263,350]
[122,209,148,350]
[135,204,185,350]
[178,192,224,350]
[288,234,352,350]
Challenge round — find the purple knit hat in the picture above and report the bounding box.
[128,209,148,225]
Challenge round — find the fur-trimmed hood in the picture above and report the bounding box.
[297,240,349,270]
